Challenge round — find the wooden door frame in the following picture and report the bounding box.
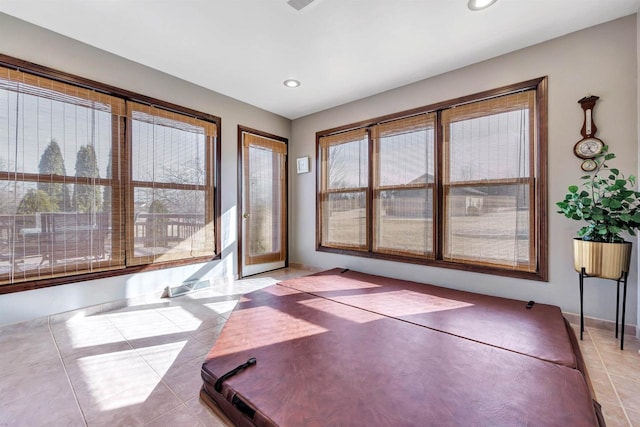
[237,125,289,278]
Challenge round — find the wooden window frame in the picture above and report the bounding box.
[0,54,221,295]
[316,77,548,281]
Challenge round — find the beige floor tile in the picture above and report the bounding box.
[0,328,60,372]
[0,356,75,406]
[190,323,225,347]
[154,302,227,333]
[595,338,640,357]
[51,315,128,357]
[626,408,640,427]
[603,359,640,384]
[161,354,208,403]
[0,316,49,340]
[601,404,632,427]
[63,344,170,412]
[86,413,142,427]
[579,335,606,371]
[589,367,620,406]
[82,381,181,427]
[610,374,640,413]
[0,349,85,426]
[132,332,211,376]
[621,333,639,350]
[569,322,585,338]
[145,403,204,427]
[597,349,640,382]
[597,341,640,358]
[590,328,640,352]
[0,389,85,427]
[106,308,184,341]
[60,340,134,365]
[200,298,240,319]
[185,396,232,427]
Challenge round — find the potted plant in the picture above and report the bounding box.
[556,146,640,279]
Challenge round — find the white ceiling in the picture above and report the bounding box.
[1,0,639,119]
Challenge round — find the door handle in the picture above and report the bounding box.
[243,213,250,219]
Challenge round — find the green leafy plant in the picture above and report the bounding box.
[556,146,640,243]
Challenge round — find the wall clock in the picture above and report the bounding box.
[574,95,604,163]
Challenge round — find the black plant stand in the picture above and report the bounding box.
[579,267,629,350]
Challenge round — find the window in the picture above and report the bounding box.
[318,129,369,251]
[442,91,535,272]
[317,78,547,280]
[128,102,217,265]
[0,58,220,291]
[372,114,435,258]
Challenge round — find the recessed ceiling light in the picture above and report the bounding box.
[468,0,497,11]
[284,79,300,88]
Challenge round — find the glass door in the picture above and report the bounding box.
[240,129,287,277]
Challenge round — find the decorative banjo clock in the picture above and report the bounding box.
[573,95,604,172]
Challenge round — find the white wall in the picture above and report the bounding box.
[290,16,638,326]
[0,13,291,325]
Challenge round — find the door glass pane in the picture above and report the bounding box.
[248,145,282,257]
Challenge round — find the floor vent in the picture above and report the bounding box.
[166,280,211,298]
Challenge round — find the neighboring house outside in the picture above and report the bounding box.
[384,173,527,218]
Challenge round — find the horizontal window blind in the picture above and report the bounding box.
[318,128,369,250]
[442,90,536,271]
[372,113,435,258]
[128,102,217,266]
[0,66,125,285]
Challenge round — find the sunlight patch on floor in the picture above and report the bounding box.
[77,348,165,411]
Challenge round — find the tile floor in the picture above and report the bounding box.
[572,324,640,426]
[0,267,310,427]
[0,267,639,426]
